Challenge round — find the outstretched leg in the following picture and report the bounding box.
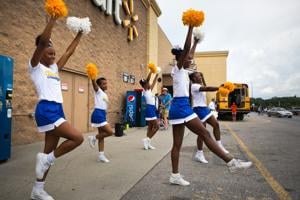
[186,118,231,162]
[206,116,229,154]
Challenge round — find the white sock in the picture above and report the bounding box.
[171,173,180,177]
[46,151,56,164]
[196,150,204,155]
[216,140,222,145]
[34,181,45,190]
[99,151,104,156]
[227,158,235,165]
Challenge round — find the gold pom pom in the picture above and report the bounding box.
[45,0,68,18]
[182,9,205,27]
[86,63,99,80]
[147,63,157,74]
[223,82,235,92]
[218,87,229,96]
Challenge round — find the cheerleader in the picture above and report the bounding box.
[139,72,159,150]
[168,26,252,186]
[29,17,84,199]
[190,71,229,164]
[88,77,113,163]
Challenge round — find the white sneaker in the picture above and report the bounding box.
[88,136,97,148]
[98,154,110,163]
[227,158,252,171]
[142,138,149,150]
[218,143,229,154]
[31,187,54,200]
[169,173,190,186]
[35,153,51,179]
[195,153,208,164]
[148,141,156,150]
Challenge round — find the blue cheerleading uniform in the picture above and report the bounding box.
[29,61,66,132]
[144,89,158,121]
[91,88,109,127]
[168,65,197,125]
[191,83,213,122]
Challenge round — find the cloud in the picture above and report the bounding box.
[156,0,300,98]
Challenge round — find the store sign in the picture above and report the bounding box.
[93,0,122,24]
[92,0,139,41]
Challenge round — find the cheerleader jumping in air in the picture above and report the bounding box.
[29,1,92,198]
[140,65,160,150]
[87,64,113,163]
[190,72,229,164]
[168,9,252,186]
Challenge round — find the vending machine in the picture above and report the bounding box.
[125,89,146,127]
[0,55,14,161]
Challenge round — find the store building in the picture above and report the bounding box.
[0,0,165,144]
[0,0,228,145]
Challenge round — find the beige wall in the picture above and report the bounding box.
[0,0,149,145]
[194,51,228,104]
[146,2,161,94]
[158,26,173,90]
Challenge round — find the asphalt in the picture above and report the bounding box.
[121,117,279,200]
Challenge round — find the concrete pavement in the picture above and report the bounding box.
[0,127,180,200]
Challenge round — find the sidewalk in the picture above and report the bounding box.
[0,127,181,200]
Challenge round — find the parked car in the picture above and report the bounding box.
[267,107,293,118]
[289,107,300,115]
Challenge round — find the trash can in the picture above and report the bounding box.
[115,123,124,137]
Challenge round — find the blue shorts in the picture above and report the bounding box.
[145,104,158,121]
[91,108,108,127]
[169,97,197,125]
[35,100,66,132]
[193,106,213,122]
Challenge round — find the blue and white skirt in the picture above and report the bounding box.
[91,108,108,127]
[193,106,213,122]
[168,97,197,125]
[145,104,158,121]
[35,100,66,133]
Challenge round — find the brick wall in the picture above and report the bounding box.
[0,0,148,144]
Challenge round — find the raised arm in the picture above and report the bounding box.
[150,74,159,91]
[189,37,200,60]
[177,26,194,69]
[91,79,99,92]
[200,72,207,86]
[146,71,152,82]
[57,31,83,69]
[183,37,200,68]
[30,17,57,67]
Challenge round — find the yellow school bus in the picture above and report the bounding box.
[216,83,250,120]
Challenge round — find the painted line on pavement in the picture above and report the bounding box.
[223,123,292,200]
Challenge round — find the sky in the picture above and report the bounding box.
[155,0,300,99]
